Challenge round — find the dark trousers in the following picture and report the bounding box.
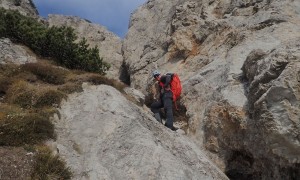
[151,90,174,128]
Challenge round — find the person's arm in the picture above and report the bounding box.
[164,75,171,88]
[161,74,172,90]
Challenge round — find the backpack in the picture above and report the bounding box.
[162,73,182,110]
[168,73,182,102]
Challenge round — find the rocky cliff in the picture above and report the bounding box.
[1,0,300,179]
[0,0,38,18]
[123,0,300,179]
[53,84,228,180]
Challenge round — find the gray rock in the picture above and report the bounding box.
[0,38,37,64]
[0,0,38,18]
[2,0,300,178]
[53,84,228,180]
[244,42,300,164]
[123,87,145,105]
[124,0,300,178]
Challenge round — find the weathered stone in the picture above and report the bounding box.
[53,84,228,180]
[0,38,37,64]
[2,0,300,178]
[123,87,145,105]
[124,0,300,178]
[0,0,38,18]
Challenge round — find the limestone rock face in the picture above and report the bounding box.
[0,38,37,64]
[0,0,38,17]
[123,87,145,105]
[53,84,228,180]
[47,15,123,80]
[243,44,300,163]
[123,0,300,178]
[2,0,300,178]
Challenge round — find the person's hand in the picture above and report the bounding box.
[165,86,171,91]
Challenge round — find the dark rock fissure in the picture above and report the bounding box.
[225,150,255,180]
[0,91,5,97]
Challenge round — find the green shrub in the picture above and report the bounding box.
[0,113,54,146]
[0,8,110,74]
[32,146,72,180]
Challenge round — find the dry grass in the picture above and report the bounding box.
[35,89,67,108]
[31,146,72,180]
[58,82,83,94]
[68,73,127,92]
[0,61,128,179]
[21,62,69,85]
[5,80,37,108]
[5,80,67,108]
[0,63,21,77]
[0,106,54,146]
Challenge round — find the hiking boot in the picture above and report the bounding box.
[165,123,178,131]
[171,126,178,131]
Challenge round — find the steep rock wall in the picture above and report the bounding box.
[123,0,300,179]
[53,84,228,180]
[2,0,299,179]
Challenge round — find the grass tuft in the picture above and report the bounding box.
[21,63,69,85]
[5,80,67,108]
[58,82,83,94]
[35,89,66,108]
[31,146,72,180]
[86,74,127,92]
[0,63,21,77]
[6,80,36,108]
[0,111,54,146]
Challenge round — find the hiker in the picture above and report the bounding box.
[151,70,178,131]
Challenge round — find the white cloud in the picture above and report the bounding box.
[32,0,146,38]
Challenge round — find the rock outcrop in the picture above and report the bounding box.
[123,0,300,179]
[0,0,38,18]
[47,15,123,80]
[53,84,228,180]
[0,38,37,64]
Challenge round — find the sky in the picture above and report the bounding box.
[32,0,147,38]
